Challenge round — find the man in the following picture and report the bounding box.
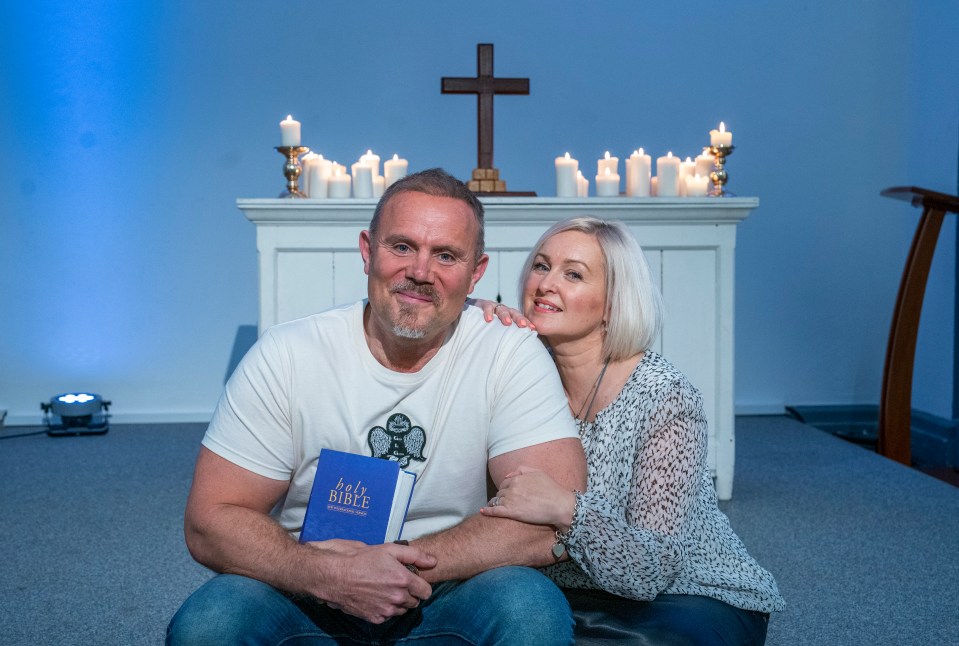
[167,168,587,644]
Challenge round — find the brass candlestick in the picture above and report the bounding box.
[707,145,735,197]
[275,146,311,198]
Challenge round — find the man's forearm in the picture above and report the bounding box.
[186,503,321,596]
[411,512,556,583]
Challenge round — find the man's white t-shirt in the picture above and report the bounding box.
[203,301,578,540]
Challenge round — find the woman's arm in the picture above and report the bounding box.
[563,378,707,600]
[480,376,708,601]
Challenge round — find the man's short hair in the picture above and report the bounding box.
[369,168,485,261]
[518,216,663,361]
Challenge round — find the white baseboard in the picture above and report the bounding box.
[3,411,213,427]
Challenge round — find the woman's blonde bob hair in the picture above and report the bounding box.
[517,216,663,361]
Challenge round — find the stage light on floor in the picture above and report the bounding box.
[41,392,111,436]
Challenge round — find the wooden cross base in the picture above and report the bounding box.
[468,167,536,196]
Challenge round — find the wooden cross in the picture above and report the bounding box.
[441,43,530,170]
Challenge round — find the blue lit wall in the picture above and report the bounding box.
[0,1,956,423]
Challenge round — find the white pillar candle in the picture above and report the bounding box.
[351,162,374,198]
[372,176,385,198]
[595,167,620,197]
[327,169,352,198]
[360,150,381,177]
[384,154,409,187]
[280,115,301,147]
[555,152,579,197]
[709,122,732,147]
[577,171,589,197]
[656,152,681,197]
[331,162,348,176]
[626,148,651,197]
[597,150,619,177]
[650,176,658,196]
[305,155,332,198]
[695,149,714,178]
[684,174,710,197]
[679,157,696,197]
[300,152,319,196]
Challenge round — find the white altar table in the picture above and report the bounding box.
[237,196,758,499]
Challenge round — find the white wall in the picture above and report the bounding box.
[1,1,956,424]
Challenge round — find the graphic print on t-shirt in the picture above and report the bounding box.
[367,413,427,468]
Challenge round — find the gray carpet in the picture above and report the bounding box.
[2,416,958,645]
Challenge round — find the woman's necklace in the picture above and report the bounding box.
[573,357,611,432]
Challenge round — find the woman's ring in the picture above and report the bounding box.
[488,496,500,507]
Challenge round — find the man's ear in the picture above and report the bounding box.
[359,230,373,275]
[467,253,490,294]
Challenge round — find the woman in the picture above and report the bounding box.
[479,216,784,645]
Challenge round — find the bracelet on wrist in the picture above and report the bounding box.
[552,490,583,561]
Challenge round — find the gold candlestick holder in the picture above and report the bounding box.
[275,146,311,198]
[707,145,735,197]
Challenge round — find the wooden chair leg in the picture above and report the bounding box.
[878,205,946,464]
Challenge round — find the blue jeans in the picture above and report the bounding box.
[564,588,770,645]
[167,567,573,645]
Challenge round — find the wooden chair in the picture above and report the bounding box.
[878,186,959,465]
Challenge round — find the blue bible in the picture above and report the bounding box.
[300,448,416,544]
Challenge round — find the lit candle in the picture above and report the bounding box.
[351,161,374,198]
[597,150,619,177]
[360,150,381,177]
[280,115,300,147]
[656,152,681,197]
[384,154,409,187]
[305,154,332,198]
[577,171,589,197]
[684,174,710,197]
[679,156,696,196]
[650,176,658,197]
[327,168,351,198]
[625,148,651,197]
[595,167,620,197]
[555,152,579,197]
[372,176,385,198]
[695,149,714,178]
[709,122,732,147]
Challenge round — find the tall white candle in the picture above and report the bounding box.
[555,152,579,197]
[384,154,409,187]
[679,157,696,197]
[280,115,300,147]
[327,168,351,198]
[300,152,320,196]
[305,155,332,198]
[595,167,620,197]
[709,122,732,147]
[597,150,619,177]
[360,150,381,177]
[695,149,714,178]
[684,174,710,197]
[351,161,374,198]
[577,171,589,197]
[656,152,681,197]
[626,148,651,197]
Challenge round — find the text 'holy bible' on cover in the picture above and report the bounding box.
[300,448,416,544]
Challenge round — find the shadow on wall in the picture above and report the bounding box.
[224,325,259,384]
